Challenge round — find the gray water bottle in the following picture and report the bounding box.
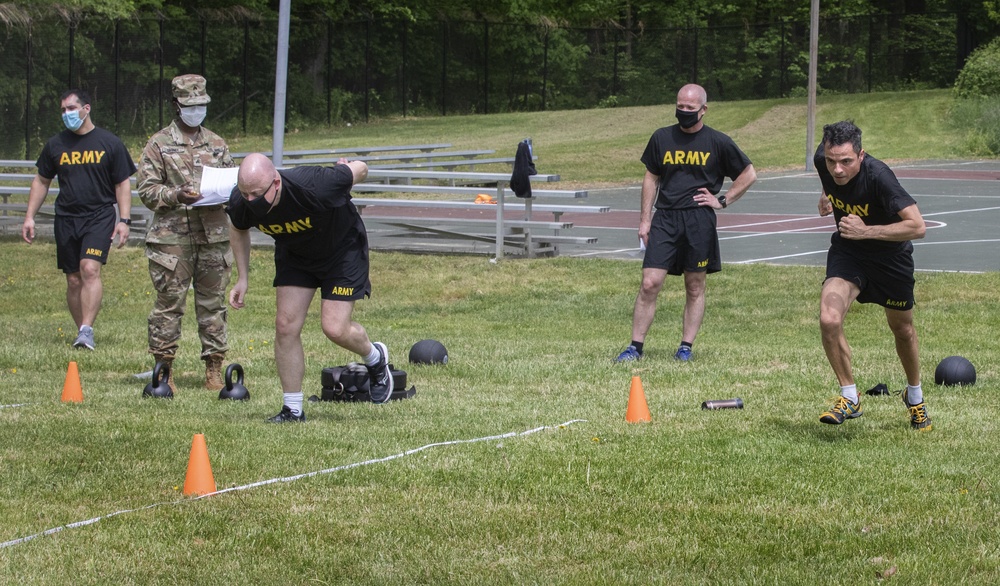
[701,398,744,410]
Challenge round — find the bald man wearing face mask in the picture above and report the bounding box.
[136,74,235,393]
[614,84,757,365]
[226,154,396,423]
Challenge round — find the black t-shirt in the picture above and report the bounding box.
[814,145,917,255]
[640,124,752,210]
[226,165,366,266]
[35,127,137,217]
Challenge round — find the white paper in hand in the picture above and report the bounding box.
[193,166,239,207]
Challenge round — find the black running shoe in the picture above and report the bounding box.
[367,342,394,404]
[266,405,305,423]
[865,383,890,397]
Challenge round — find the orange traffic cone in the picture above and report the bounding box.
[625,375,651,423]
[61,361,84,403]
[183,433,217,496]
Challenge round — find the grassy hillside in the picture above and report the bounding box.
[227,89,967,186]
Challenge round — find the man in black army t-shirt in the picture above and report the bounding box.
[227,153,394,422]
[814,120,932,431]
[615,83,757,364]
[22,89,137,351]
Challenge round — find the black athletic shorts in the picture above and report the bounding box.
[642,207,721,275]
[825,242,915,310]
[273,233,372,301]
[53,208,116,274]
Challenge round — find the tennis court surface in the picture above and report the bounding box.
[566,159,1000,273]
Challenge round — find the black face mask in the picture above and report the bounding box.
[676,108,702,129]
[245,192,274,217]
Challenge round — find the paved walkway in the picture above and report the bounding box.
[474,159,1000,273]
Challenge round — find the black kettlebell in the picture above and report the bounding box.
[218,363,250,401]
[143,361,174,399]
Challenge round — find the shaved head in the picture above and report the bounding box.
[677,84,707,107]
[238,153,277,199]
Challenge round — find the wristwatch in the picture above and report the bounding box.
[119,218,132,225]
[717,195,728,209]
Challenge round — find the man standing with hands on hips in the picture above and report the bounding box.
[615,83,756,364]
[22,89,137,351]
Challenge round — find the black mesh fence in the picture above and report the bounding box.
[0,12,975,159]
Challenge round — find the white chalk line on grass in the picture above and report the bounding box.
[0,403,29,409]
[0,419,587,550]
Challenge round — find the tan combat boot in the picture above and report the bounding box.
[205,354,225,390]
[153,356,177,394]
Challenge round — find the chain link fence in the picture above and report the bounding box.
[0,12,976,159]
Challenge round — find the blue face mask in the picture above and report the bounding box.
[62,109,87,131]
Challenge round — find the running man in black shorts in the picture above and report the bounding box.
[615,84,756,363]
[226,153,393,422]
[22,89,137,350]
[815,120,932,431]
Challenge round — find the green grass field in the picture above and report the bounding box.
[2,90,999,584]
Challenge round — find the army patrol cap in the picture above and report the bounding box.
[171,74,211,106]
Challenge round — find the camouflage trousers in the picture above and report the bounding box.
[146,241,233,359]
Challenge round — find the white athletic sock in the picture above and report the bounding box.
[79,325,93,333]
[906,384,923,405]
[363,344,381,367]
[841,384,859,404]
[283,392,304,416]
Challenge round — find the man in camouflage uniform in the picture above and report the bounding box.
[137,74,234,392]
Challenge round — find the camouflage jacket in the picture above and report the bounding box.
[137,120,235,245]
